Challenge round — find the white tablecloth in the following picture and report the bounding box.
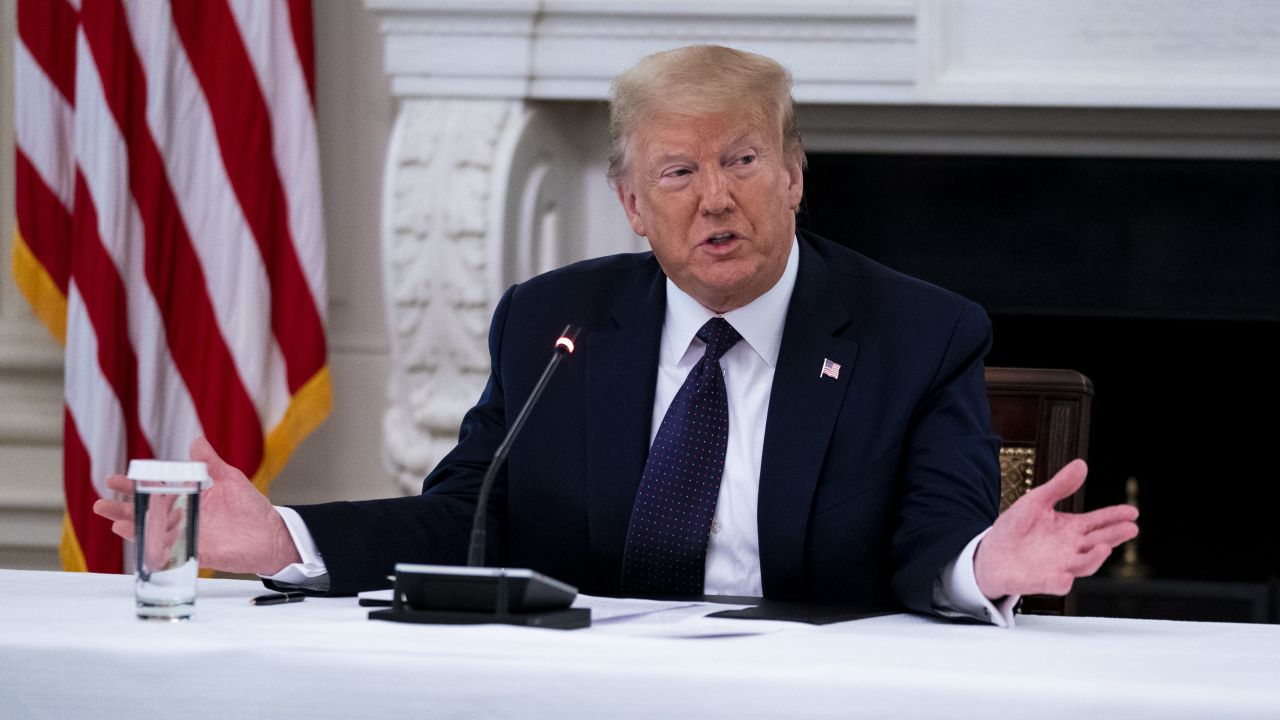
[3,569,1279,719]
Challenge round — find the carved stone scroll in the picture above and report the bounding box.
[381,99,517,493]
[380,98,580,494]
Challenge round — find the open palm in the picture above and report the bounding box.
[94,437,299,575]
[975,459,1139,599]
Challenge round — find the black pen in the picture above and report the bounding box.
[250,591,306,606]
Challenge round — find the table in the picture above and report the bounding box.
[3,569,1279,719]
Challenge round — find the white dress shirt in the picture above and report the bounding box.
[269,238,1016,626]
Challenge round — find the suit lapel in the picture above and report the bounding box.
[583,261,666,590]
[758,239,858,598]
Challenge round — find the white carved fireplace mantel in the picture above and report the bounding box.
[366,0,1280,492]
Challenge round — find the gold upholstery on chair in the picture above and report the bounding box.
[985,367,1094,615]
[998,446,1036,513]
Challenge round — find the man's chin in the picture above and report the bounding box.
[686,267,765,312]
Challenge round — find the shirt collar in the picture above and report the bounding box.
[661,237,799,368]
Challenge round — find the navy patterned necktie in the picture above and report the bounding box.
[621,317,742,595]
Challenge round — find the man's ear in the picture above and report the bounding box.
[785,154,804,212]
[614,182,647,238]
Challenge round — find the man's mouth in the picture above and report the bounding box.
[706,232,740,246]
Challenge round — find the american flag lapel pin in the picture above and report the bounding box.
[820,358,841,380]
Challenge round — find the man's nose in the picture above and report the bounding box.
[698,168,734,215]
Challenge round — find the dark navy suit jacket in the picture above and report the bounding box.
[294,230,1000,614]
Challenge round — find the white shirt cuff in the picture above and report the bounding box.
[260,506,331,591]
[932,528,1019,628]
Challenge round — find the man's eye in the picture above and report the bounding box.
[735,154,756,166]
[665,168,691,178]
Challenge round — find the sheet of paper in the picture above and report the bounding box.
[573,595,737,623]
[357,588,393,604]
[356,589,783,638]
[574,595,793,638]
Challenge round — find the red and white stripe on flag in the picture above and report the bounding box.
[13,0,331,573]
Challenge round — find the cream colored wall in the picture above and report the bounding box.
[269,2,395,506]
[0,2,398,570]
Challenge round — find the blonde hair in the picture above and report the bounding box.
[607,45,805,184]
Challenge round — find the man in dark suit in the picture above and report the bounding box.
[286,229,997,611]
[97,45,1137,625]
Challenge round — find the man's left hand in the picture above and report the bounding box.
[974,459,1139,600]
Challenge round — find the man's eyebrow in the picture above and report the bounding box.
[650,152,694,166]
[723,132,761,151]
[647,133,763,167]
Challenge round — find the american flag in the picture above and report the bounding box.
[820,357,841,380]
[13,0,330,573]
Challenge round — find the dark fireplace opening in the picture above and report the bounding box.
[800,151,1280,620]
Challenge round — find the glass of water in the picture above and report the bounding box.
[128,460,211,621]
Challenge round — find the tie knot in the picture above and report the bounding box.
[697,317,741,362]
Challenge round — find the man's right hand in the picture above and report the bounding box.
[92,437,302,576]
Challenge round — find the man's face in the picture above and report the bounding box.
[614,109,804,313]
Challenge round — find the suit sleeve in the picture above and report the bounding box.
[890,300,1001,615]
[284,286,517,595]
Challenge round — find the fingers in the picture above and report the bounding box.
[1010,550,1109,596]
[93,497,131,523]
[1083,520,1139,550]
[1029,459,1088,507]
[189,436,225,474]
[190,436,243,485]
[1063,522,1138,579]
[164,501,184,534]
[1039,548,1113,595]
[112,520,137,542]
[93,498,137,541]
[1076,503,1139,533]
[104,473,133,496]
[1068,544,1113,578]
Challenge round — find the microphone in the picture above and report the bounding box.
[467,324,579,567]
[369,325,591,630]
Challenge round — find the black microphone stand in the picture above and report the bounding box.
[369,325,591,629]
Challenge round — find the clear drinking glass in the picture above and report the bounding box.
[128,460,211,621]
